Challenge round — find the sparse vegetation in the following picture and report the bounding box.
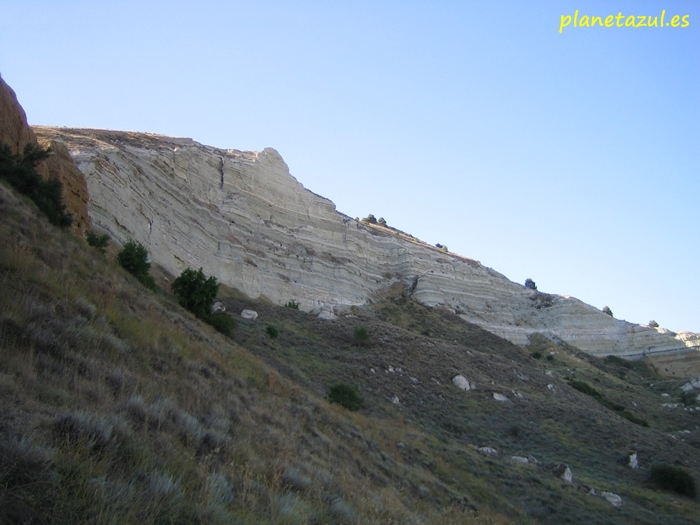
[650,465,697,498]
[524,278,537,290]
[353,325,369,342]
[207,311,235,335]
[85,230,110,253]
[284,300,299,309]
[266,324,279,339]
[327,383,364,411]
[569,380,648,426]
[2,177,700,525]
[361,213,377,224]
[0,142,72,227]
[117,239,157,290]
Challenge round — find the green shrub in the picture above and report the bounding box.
[353,326,369,342]
[117,239,156,290]
[171,268,219,319]
[620,411,649,427]
[546,354,554,361]
[570,380,601,399]
[650,464,697,498]
[680,390,698,407]
[0,142,72,227]
[285,300,299,309]
[602,306,613,317]
[530,351,542,359]
[327,383,364,411]
[361,214,377,225]
[266,324,279,339]
[208,312,235,335]
[649,320,659,328]
[377,217,387,227]
[524,278,537,290]
[86,230,110,254]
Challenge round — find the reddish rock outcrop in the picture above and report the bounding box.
[0,74,90,231]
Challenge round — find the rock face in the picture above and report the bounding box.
[32,126,700,375]
[0,75,37,155]
[0,76,90,231]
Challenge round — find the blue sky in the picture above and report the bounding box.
[2,1,698,332]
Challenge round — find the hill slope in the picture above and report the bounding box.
[2,179,700,524]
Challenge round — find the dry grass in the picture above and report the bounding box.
[0,182,515,524]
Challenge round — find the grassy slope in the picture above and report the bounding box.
[1,180,699,524]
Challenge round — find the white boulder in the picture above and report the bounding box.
[452,375,472,391]
[241,309,258,320]
[601,492,623,507]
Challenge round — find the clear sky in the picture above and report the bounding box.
[2,1,698,332]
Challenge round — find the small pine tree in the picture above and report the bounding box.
[361,214,377,225]
[649,320,659,328]
[171,267,219,319]
[525,278,537,290]
[117,239,156,290]
[602,306,614,317]
[354,326,369,342]
[266,324,279,339]
[86,230,110,254]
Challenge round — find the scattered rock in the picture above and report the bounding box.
[512,390,524,399]
[317,305,336,320]
[477,446,498,456]
[493,393,508,402]
[511,456,529,464]
[211,301,226,313]
[417,485,431,498]
[661,393,671,397]
[601,491,622,507]
[410,376,419,384]
[547,384,555,391]
[681,378,700,393]
[453,375,472,391]
[628,452,638,469]
[391,396,400,404]
[240,309,258,320]
[551,464,572,483]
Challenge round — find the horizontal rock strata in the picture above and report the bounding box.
[34,127,699,374]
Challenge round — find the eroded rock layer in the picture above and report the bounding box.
[34,126,700,373]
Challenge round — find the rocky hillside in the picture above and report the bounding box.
[0,75,90,231]
[33,126,700,376]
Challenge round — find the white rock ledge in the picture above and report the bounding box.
[33,127,700,375]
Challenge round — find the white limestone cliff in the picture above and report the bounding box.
[34,127,700,375]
